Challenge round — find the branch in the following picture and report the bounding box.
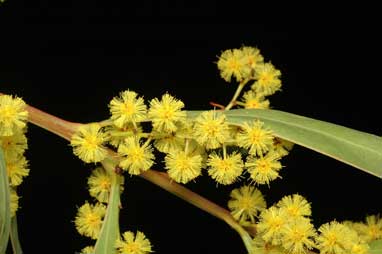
[21,102,256,239]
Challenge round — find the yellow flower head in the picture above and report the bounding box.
[280,217,317,254]
[148,93,186,133]
[273,137,294,157]
[118,136,155,175]
[217,48,251,82]
[207,152,243,185]
[193,111,230,149]
[357,214,382,242]
[165,150,203,184]
[109,90,147,128]
[75,202,106,240]
[240,90,270,109]
[351,243,369,254]
[277,194,312,218]
[115,231,153,254]
[257,206,288,245]
[88,167,124,203]
[0,129,28,159]
[10,188,19,217]
[245,151,282,185]
[70,124,108,163]
[6,155,29,187]
[252,62,282,96]
[80,246,95,254]
[241,46,264,70]
[0,95,28,137]
[228,185,266,224]
[237,120,274,156]
[316,221,359,254]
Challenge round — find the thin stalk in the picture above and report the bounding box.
[225,79,249,110]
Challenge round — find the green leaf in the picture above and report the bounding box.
[10,216,23,254]
[94,161,121,254]
[187,109,382,178]
[368,239,382,254]
[0,147,10,254]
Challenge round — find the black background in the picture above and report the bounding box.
[1,1,381,253]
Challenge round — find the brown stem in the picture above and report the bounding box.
[26,104,81,141]
[141,171,233,223]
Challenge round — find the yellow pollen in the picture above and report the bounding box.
[100,180,110,190]
[84,137,99,149]
[0,106,15,119]
[228,59,240,70]
[86,214,100,226]
[121,103,135,115]
[125,242,140,252]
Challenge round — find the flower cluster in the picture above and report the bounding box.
[74,164,125,250]
[217,46,282,110]
[2,44,379,254]
[67,46,289,187]
[0,94,29,217]
[227,187,381,254]
[66,45,380,254]
[67,46,291,252]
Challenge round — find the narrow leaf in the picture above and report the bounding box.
[187,109,382,178]
[10,216,23,254]
[368,239,382,254]
[94,161,120,254]
[0,147,10,253]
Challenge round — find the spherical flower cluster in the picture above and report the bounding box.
[6,155,29,187]
[0,94,28,137]
[280,217,316,253]
[355,214,382,242]
[316,221,360,254]
[277,194,312,218]
[115,231,153,254]
[88,167,124,203]
[165,150,203,184]
[228,185,266,224]
[207,152,243,185]
[118,136,155,175]
[148,93,186,133]
[256,195,316,254]
[239,90,270,109]
[217,48,251,82]
[0,128,28,159]
[237,120,275,156]
[70,123,108,163]
[245,150,282,185]
[109,90,147,128]
[193,111,230,149]
[252,62,282,96]
[75,202,106,240]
